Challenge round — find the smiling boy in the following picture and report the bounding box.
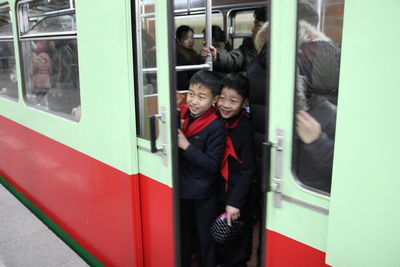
[178,70,225,267]
[216,73,256,267]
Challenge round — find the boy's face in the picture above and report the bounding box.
[187,83,218,116]
[217,87,247,119]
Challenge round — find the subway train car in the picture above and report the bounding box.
[0,0,399,266]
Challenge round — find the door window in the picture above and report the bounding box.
[292,0,344,194]
[134,0,158,139]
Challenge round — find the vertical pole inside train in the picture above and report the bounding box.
[205,0,213,71]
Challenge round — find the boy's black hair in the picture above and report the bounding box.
[221,73,249,99]
[176,25,194,41]
[189,70,222,97]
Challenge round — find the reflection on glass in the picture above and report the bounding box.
[232,11,253,49]
[22,40,80,117]
[136,0,158,139]
[175,13,223,52]
[0,6,18,100]
[18,0,80,120]
[293,0,344,194]
[20,0,75,35]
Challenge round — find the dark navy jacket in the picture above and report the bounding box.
[179,115,226,199]
[217,113,256,211]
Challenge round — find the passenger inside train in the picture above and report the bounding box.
[215,73,256,267]
[294,20,339,193]
[200,7,267,75]
[202,25,232,53]
[177,70,225,267]
[294,74,336,193]
[176,25,204,91]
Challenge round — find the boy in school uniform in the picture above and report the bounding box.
[216,73,256,267]
[178,70,226,267]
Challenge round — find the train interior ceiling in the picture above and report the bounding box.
[138,0,344,78]
[172,0,344,52]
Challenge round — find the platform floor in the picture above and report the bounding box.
[0,184,89,267]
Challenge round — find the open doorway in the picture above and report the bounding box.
[171,1,270,266]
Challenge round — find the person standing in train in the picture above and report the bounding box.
[200,7,267,75]
[215,73,256,267]
[294,75,336,193]
[203,25,232,54]
[31,42,52,101]
[177,70,225,267]
[248,2,337,193]
[176,25,203,91]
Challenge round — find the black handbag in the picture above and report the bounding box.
[210,212,244,244]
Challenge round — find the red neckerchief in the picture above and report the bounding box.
[220,109,246,190]
[179,104,218,137]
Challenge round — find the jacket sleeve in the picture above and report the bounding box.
[227,128,255,210]
[181,122,226,174]
[214,47,246,73]
[301,111,336,184]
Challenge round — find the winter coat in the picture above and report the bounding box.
[298,39,340,104]
[217,113,255,213]
[214,37,257,75]
[179,111,226,199]
[247,44,269,183]
[294,95,336,193]
[31,52,52,91]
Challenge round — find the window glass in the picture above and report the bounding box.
[18,0,75,36]
[0,5,18,100]
[231,10,253,49]
[135,0,158,139]
[18,0,80,120]
[292,0,344,194]
[175,13,223,53]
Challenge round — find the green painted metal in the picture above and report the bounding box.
[0,0,138,175]
[0,176,104,266]
[326,1,400,266]
[265,0,330,252]
[136,0,174,187]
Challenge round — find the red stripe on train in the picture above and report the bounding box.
[0,115,174,266]
[139,174,175,267]
[266,230,330,267]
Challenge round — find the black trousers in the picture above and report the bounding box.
[180,196,218,267]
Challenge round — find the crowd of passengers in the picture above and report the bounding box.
[174,1,339,266]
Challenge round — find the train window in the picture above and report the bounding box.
[229,10,254,49]
[0,5,18,100]
[17,0,80,121]
[134,0,158,139]
[175,12,223,53]
[292,0,344,194]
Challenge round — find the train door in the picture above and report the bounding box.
[264,0,344,265]
[325,1,400,266]
[132,1,177,266]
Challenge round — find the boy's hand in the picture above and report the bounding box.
[226,205,240,226]
[296,110,321,144]
[200,45,217,62]
[178,129,190,150]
